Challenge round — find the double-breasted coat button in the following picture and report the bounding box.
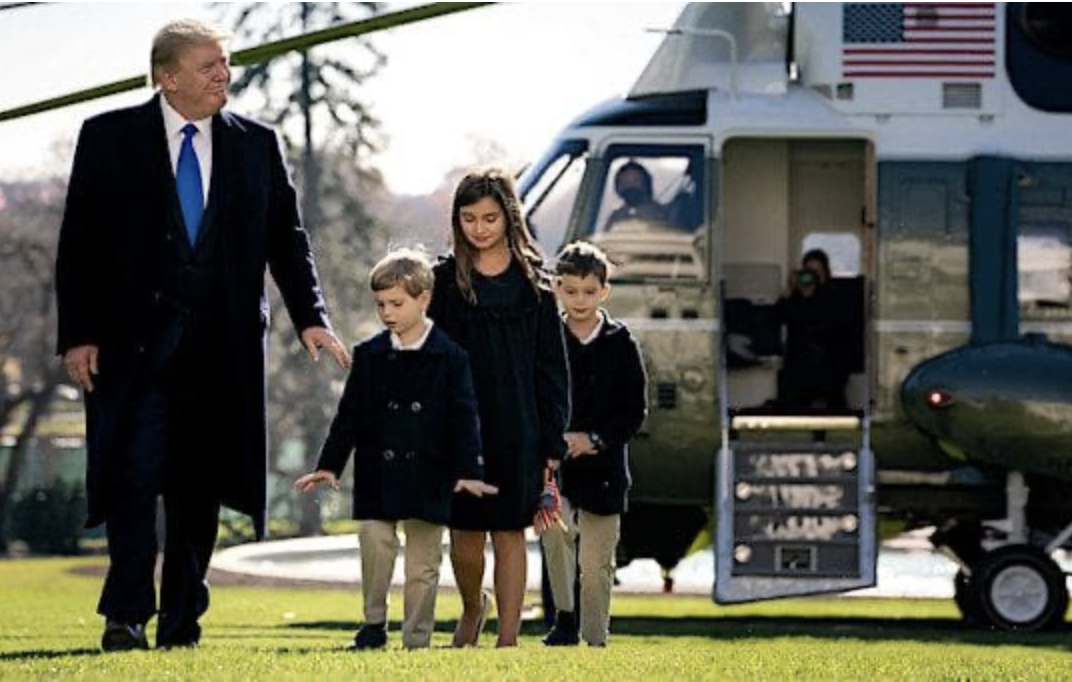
[383,449,395,461]
[411,401,422,413]
[387,401,399,411]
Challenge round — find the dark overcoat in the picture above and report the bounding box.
[428,256,570,530]
[560,313,648,516]
[55,96,329,538]
[315,327,484,525]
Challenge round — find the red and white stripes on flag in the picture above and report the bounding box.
[842,3,996,79]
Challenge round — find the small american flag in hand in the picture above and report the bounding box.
[533,467,566,534]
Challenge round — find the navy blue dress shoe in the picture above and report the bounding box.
[348,622,388,650]
[101,621,149,652]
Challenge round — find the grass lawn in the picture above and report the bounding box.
[0,556,1069,679]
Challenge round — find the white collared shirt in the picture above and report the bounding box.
[565,310,605,346]
[160,95,212,205]
[390,319,435,351]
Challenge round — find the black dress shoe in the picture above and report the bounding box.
[348,623,387,650]
[157,615,202,650]
[542,610,580,647]
[101,621,149,652]
[157,637,200,650]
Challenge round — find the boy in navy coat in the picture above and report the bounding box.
[296,249,496,650]
[541,242,648,647]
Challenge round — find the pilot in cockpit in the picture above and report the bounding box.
[604,161,669,230]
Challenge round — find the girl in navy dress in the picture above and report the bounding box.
[428,168,569,647]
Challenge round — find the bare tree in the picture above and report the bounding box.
[0,180,67,550]
[216,3,387,536]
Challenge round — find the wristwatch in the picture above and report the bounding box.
[588,432,605,451]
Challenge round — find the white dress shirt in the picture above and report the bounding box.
[160,95,212,205]
[566,310,606,346]
[390,319,435,351]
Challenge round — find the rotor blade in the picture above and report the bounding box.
[0,2,493,123]
[0,3,47,11]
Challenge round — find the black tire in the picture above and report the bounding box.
[974,545,1069,631]
[953,569,983,624]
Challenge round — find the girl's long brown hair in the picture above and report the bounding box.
[450,167,544,304]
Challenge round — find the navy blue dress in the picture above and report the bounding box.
[429,257,570,530]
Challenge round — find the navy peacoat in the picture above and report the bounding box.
[316,327,484,525]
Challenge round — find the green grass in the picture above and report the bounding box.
[0,557,1070,679]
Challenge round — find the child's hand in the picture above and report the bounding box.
[564,432,598,458]
[294,470,340,493]
[454,479,499,497]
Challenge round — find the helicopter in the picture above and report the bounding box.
[517,2,1072,631]
[4,1,1070,632]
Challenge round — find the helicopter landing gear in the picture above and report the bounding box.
[940,473,1071,631]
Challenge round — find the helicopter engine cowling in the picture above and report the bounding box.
[901,336,1072,482]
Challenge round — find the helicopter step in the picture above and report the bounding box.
[714,410,877,604]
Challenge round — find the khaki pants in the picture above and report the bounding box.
[359,518,445,649]
[540,497,621,646]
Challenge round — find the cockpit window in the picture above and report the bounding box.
[520,140,588,257]
[587,144,707,282]
[1019,4,1072,59]
[1006,3,1072,112]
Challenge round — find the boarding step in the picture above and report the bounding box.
[715,410,876,603]
[727,443,864,579]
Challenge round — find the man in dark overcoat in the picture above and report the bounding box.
[54,19,350,650]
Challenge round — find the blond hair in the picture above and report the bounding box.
[150,19,231,87]
[369,248,435,298]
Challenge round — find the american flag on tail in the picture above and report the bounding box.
[842,3,996,79]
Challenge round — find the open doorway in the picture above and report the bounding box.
[720,138,873,412]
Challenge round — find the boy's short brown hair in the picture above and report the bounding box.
[369,248,434,297]
[555,241,614,285]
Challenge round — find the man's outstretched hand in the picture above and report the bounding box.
[301,326,351,369]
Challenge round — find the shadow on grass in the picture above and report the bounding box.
[286,615,1072,651]
[0,648,101,662]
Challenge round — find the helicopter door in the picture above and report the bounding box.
[714,138,877,603]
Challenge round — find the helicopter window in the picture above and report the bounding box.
[1019,4,1072,60]
[800,233,861,277]
[522,144,588,257]
[1017,222,1072,317]
[589,145,706,281]
[1007,3,1072,112]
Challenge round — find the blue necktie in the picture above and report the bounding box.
[176,123,204,246]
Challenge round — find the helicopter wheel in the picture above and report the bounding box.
[973,545,1069,631]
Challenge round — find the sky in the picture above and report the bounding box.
[0,2,686,196]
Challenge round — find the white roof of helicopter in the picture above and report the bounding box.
[630,2,790,99]
[617,2,1071,161]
